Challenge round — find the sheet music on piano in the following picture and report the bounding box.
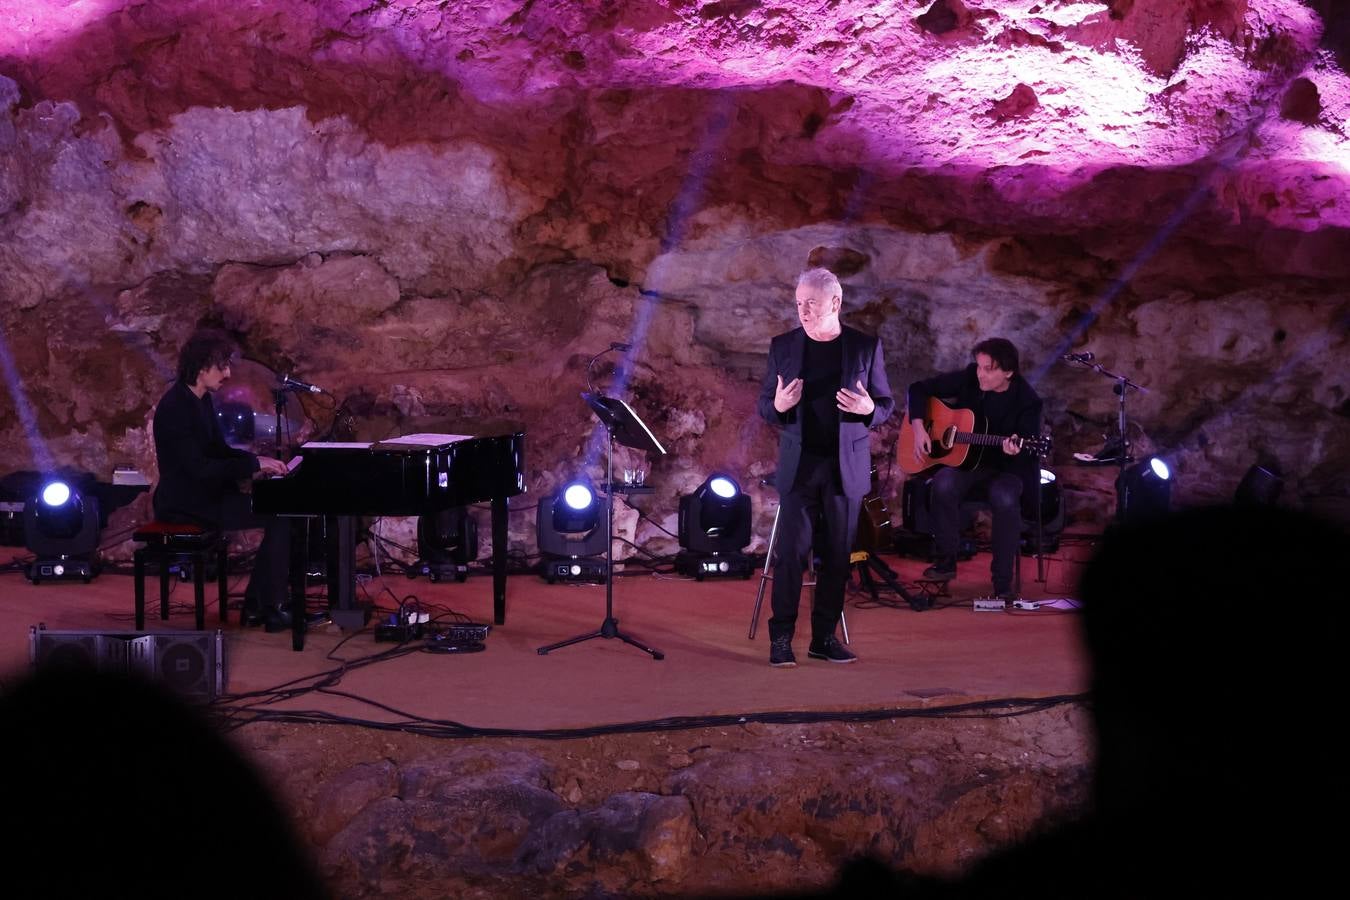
[373,432,474,450]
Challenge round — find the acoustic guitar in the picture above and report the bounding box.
[898,398,1052,476]
[855,466,893,554]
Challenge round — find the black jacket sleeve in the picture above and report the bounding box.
[859,336,894,429]
[154,389,259,484]
[1015,395,1044,441]
[758,337,793,427]
[907,367,972,421]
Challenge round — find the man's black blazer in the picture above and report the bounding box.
[152,380,259,525]
[757,326,894,499]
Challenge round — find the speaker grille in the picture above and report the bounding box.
[30,628,225,701]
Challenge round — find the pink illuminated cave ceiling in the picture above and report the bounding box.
[3,1,1348,253]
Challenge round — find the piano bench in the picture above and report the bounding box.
[132,522,229,631]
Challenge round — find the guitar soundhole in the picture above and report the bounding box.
[940,426,958,450]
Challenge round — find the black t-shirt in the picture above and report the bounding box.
[976,385,1028,442]
[800,335,842,455]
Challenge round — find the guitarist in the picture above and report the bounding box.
[907,338,1042,599]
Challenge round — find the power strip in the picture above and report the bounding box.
[440,622,491,642]
[374,622,425,642]
[374,622,491,643]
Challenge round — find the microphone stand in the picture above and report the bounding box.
[271,385,290,460]
[1062,356,1149,523]
[1034,442,1047,584]
[536,390,666,660]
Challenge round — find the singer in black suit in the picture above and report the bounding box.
[152,329,295,630]
[757,268,894,667]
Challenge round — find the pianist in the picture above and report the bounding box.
[152,329,295,632]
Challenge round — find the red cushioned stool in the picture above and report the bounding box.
[133,522,228,631]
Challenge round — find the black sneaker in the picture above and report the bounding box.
[922,559,956,581]
[769,636,797,668]
[808,635,858,664]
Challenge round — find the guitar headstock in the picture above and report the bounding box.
[1022,434,1053,458]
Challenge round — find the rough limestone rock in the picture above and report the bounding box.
[278,708,1090,897]
[319,748,563,892]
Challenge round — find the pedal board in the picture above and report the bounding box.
[973,598,1007,612]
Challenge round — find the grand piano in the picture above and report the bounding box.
[252,431,526,650]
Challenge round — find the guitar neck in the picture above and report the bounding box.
[954,431,1013,448]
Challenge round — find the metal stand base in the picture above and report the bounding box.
[536,616,665,660]
[536,421,663,661]
[851,551,932,611]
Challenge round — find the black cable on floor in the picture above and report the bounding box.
[208,692,1089,740]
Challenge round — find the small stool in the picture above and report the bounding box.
[748,482,849,644]
[133,522,228,631]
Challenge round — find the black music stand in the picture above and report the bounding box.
[537,393,667,660]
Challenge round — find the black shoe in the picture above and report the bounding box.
[252,606,329,633]
[808,635,858,664]
[769,636,797,668]
[262,607,293,633]
[922,558,956,581]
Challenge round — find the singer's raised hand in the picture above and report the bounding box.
[774,374,803,413]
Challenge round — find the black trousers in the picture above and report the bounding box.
[769,453,860,644]
[217,493,291,610]
[929,467,1022,593]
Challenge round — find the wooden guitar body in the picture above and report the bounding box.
[899,399,992,475]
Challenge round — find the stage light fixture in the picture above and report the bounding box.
[676,473,753,580]
[412,506,478,582]
[536,478,607,583]
[24,478,101,583]
[1022,467,1065,554]
[1235,463,1283,506]
[1117,456,1173,523]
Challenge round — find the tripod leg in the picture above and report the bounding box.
[616,630,665,661]
[866,554,932,612]
[536,628,605,655]
[857,556,880,600]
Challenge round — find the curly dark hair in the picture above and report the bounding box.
[972,337,1020,375]
[176,329,237,385]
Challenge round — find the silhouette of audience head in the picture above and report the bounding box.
[927,504,1347,898]
[0,667,327,899]
[1081,505,1343,826]
[735,504,1347,898]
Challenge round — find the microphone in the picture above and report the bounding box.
[610,342,633,352]
[280,373,324,394]
[1062,352,1095,363]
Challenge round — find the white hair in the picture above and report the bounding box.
[796,267,842,300]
